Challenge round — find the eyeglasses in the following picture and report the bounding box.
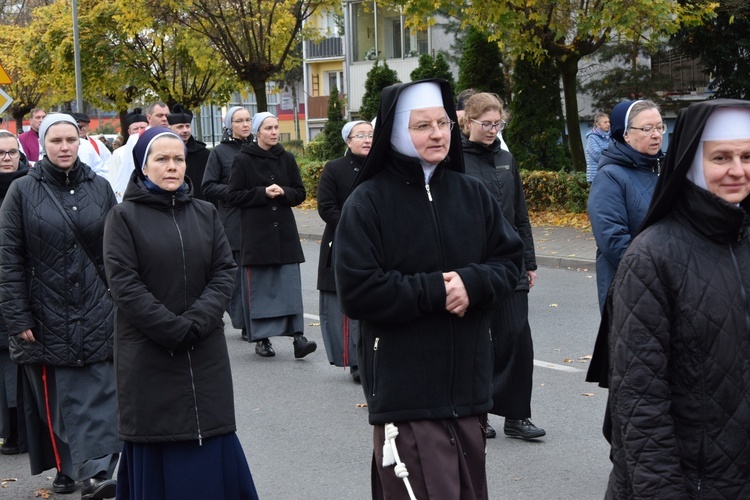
[0,149,20,159]
[348,134,373,140]
[408,119,454,135]
[232,118,252,124]
[470,119,506,132]
[629,123,667,135]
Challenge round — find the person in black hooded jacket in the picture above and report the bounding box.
[334,79,524,500]
[460,92,545,441]
[202,106,253,340]
[103,127,258,500]
[605,99,750,499]
[0,130,28,456]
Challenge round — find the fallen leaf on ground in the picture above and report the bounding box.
[355,403,368,408]
[549,304,558,307]
[34,489,52,499]
[581,393,595,397]
[308,322,320,327]
[564,358,573,363]
[529,211,591,230]
[579,355,592,360]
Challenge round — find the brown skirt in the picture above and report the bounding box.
[372,415,488,499]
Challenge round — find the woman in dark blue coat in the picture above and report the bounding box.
[104,128,257,500]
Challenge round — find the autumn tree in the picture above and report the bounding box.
[397,0,715,172]
[0,26,53,129]
[168,0,338,113]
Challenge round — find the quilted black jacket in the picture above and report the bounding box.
[607,182,750,499]
[0,158,116,366]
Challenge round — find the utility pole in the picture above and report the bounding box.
[72,0,84,111]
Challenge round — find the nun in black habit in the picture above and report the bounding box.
[334,79,524,499]
[604,99,750,499]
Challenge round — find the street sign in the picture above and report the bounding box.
[0,64,11,85]
[0,88,13,115]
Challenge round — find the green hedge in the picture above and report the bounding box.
[297,158,590,214]
[521,169,589,213]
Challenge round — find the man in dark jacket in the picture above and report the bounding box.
[334,79,524,499]
[168,104,210,201]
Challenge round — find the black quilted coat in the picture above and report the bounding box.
[606,99,750,499]
[0,157,116,366]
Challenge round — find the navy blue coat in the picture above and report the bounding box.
[587,140,662,312]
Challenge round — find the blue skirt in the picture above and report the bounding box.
[116,433,259,500]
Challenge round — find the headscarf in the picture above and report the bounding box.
[132,127,186,173]
[341,120,367,142]
[609,100,639,144]
[224,106,246,131]
[38,113,79,156]
[640,99,750,231]
[252,112,275,135]
[686,108,750,190]
[351,79,462,193]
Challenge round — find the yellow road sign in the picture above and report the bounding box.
[0,89,13,115]
[0,64,11,85]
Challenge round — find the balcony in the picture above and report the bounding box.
[305,37,344,59]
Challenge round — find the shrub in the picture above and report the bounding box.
[410,53,455,94]
[521,169,589,213]
[359,60,401,121]
[282,139,305,157]
[297,157,326,198]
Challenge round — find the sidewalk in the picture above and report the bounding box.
[294,208,596,270]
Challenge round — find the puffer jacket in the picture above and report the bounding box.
[588,140,662,312]
[201,133,246,250]
[462,136,536,291]
[0,157,116,366]
[104,172,237,443]
[607,183,750,499]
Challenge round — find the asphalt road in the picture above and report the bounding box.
[1,238,611,499]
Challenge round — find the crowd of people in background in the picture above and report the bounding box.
[1,84,749,499]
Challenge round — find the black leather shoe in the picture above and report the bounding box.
[241,327,248,341]
[0,435,19,455]
[255,339,275,357]
[293,335,317,359]
[80,474,116,499]
[350,366,361,384]
[52,472,77,494]
[485,422,497,439]
[504,418,546,440]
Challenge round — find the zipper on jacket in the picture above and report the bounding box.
[425,184,433,201]
[187,351,203,445]
[371,337,379,397]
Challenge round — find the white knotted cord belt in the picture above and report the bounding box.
[382,422,418,500]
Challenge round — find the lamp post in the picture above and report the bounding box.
[72,0,83,112]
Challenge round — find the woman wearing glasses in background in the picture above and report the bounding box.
[316,121,373,382]
[586,100,666,387]
[0,131,28,456]
[460,92,545,442]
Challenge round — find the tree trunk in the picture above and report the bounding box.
[251,78,268,113]
[13,112,23,133]
[557,57,586,172]
[119,109,128,139]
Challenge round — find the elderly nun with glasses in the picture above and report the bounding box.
[334,79,524,499]
[316,120,373,382]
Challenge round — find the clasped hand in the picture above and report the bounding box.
[265,184,285,198]
[443,271,469,317]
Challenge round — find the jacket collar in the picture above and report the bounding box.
[675,181,748,244]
